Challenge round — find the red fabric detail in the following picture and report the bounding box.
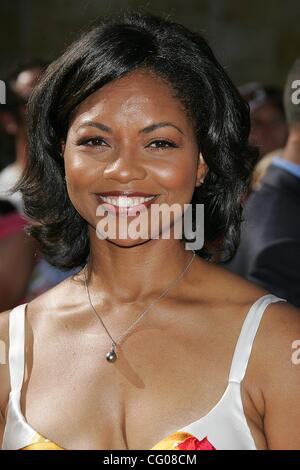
[177,435,216,450]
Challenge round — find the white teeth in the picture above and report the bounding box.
[100,195,156,207]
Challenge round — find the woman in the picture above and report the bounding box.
[0,12,299,450]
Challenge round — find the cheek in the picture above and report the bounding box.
[64,151,101,194]
[155,156,197,197]
[63,151,99,218]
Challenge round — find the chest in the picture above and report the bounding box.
[21,312,264,449]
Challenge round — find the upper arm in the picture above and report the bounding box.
[0,406,4,448]
[260,302,300,449]
[0,310,11,447]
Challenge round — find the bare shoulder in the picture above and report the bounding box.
[0,269,84,425]
[253,301,300,448]
[204,258,300,399]
[202,258,300,344]
[193,256,269,308]
[194,258,300,371]
[25,268,85,324]
[257,300,300,381]
[198,258,300,420]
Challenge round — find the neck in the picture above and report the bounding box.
[282,125,300,165]
[86,234,196,304]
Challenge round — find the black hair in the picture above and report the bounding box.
[13,10,258,269]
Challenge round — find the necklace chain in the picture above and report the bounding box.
[84,250,196,362]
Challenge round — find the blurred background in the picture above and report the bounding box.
[1,0,300,171]
[0,0,300,310]
[1,0,300,85]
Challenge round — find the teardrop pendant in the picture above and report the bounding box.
[106,343,117,363]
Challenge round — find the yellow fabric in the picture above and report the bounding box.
[20,430,192,450]
[151,431,192,450]
[21,432,64,450]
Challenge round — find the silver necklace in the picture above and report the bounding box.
[84,250,196,363]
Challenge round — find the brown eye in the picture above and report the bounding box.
[147,139,178,150]
[78,137,108,147]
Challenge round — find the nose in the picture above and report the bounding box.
[102,152,147,183]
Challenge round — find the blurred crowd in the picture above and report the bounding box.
[0,62,77,311]
[0,55,299,310]
[224,59,300,307]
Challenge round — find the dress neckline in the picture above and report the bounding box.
[14,294,281,450]
[20,383,234,450]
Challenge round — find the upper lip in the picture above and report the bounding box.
[97,191,158,197]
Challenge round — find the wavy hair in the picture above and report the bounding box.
[13,10,258,269]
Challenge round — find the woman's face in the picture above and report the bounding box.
[63,69,206,247]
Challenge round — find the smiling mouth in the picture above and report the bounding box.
[95,191,160,209]
[98,194,158,207]
[96,195,159,216]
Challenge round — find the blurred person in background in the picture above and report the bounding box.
[0,60,47,211]
[0,61,78,309]
[0,199,36,311]
[239,82,288,158]
[0,88,16,174]
[224,58,300,308]
[251,148,284,191]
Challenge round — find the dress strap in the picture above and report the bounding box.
[8,304,27,393]
[228,294,287,383]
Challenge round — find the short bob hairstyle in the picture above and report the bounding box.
[14,11,258,270]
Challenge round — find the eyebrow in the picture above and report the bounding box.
[77,121,184,135]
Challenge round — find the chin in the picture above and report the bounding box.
[98,236,154,248]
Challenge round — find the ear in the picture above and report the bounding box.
[195,153,208,187]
